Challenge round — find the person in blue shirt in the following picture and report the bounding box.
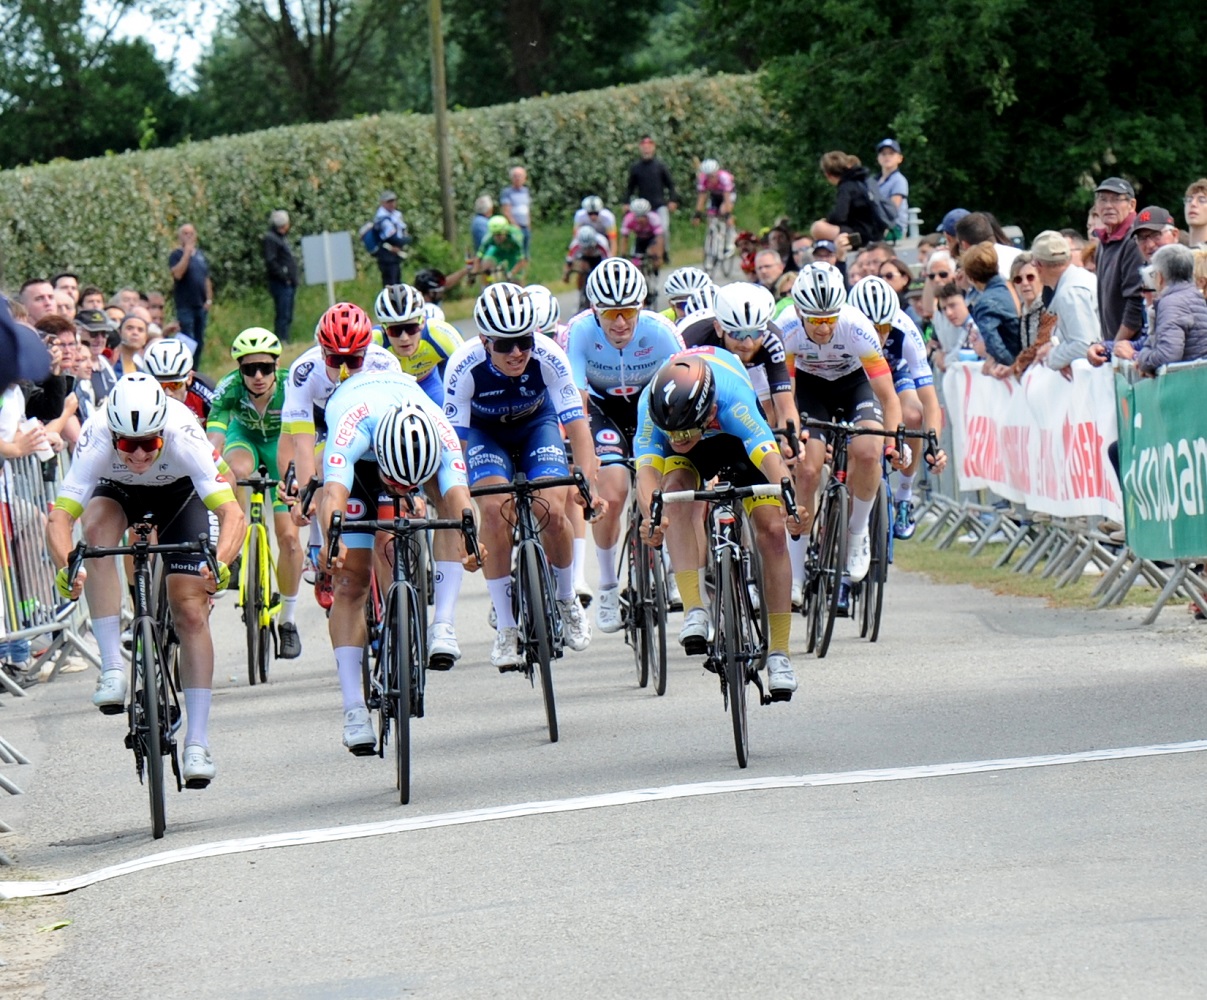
[875,139,910,240]
[634,347,800,700]
[371,191,412,287]
[168,223,213,358]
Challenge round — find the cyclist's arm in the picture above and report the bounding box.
[870,371,903,435]
[769,389,799,436]
[694,191,707,215]
[212,497,245,569]
[318,481,351,547]
[46,506,77,572]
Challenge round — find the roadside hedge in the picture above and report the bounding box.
[0,72,774,297]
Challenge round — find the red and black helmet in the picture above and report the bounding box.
[317,302,373,354]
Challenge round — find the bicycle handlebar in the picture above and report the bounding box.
[469,467,597,520]
[650,477,798,529]
[769,419,797,460]
[235,464,279,490]
[327,507,482,567]
[801,417,908,456]
[68,530,218,592]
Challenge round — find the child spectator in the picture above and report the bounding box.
[876,139,910,240]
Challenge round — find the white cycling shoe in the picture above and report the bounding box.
[342,707,377,756]
[491,626,524,671]
[846,528,871,583]
[766,652,798,702]
[427,622,461,670]
[182,744,216,788]
[559,598,591,651]
[679,607,711,655]
[92,669,127,714]
[596,587,622,633]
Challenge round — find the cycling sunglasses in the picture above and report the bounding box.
[323,352,366,370]
[487,335,535,354]
[803,315,840,326]
[157,379,188,392]
[384,321,424,338]
[599,307,640,323]
[666,428,702,444]
[113,434,163,455]
[725,327,763,341]
[239,361,276,377]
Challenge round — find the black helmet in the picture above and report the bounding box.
[649,355,716,432]
[414,268,446,295]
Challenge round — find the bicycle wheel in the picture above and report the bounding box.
[703,222,720,276]
[717,221,736,279]
[519,541,557,743]
[362,575,382,709]
[647,539,669,697]
[623,520,649,689]
[242,537,261,686]
[864,479,890,643]
[153,563,183,691]
[258,534,274,683]
[814,483,848,659]
[134,618,167,838]
[389,586,413,804]
[718,553,749,768]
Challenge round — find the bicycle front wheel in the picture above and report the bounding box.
[718,554,749,768]
[647,539,669,697]
[389,586,413,804]
[815,483,848,659]
[135,618,167,839]
[519,541,557,743]
[242,538,261,686]
[624,520,649,689]
[864,479,890,643]
[718,221,736,278]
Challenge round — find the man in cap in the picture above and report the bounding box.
[1130,205,1180,263]
[938,208,970,253]
[371,191,411,287]
[810,239,837,265]
[76,308,118,398]
[1091,177,1144,343]
[1030,231,1099,374]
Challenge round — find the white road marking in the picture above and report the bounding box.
[4,738,1205,900]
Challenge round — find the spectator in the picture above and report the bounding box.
[961,241,1020,371]
[113,311,150,376]
[875,138,909,239]
[916,233,944,270]
[938,208,970,254]
[33,315,82,444]
[115,287,141,312]
[369,191,410,287]
[76,308,118,398]
[791,236,813,271]
[262,209,298,343]
[1131,206,1180,264]
[1080,239,1099,273]
[1005,252,1054,375]
[1060,229,1088,268]
[935,280,980,369]
[810,239,837,265]
[54,289,76,320]
[860,241,894,274]
[1113,244,1207,373]
[625,135,680,252]
[499,166,532,258]
[1091,177,1144,343]
[879,256,923,328]
[169,222,213,358]
[1195,249,1207,297]
[470,194,494,254]
[413,266,470,305]
[954,212,1023,280]
[51,272,79,303]
[1030,231,1100,375]
[753,249,786,294]
[811,151,881,247]
[146,290,166,328]
[19,279,56,324]
[78,285,105,311]
[1184,179,1207,248]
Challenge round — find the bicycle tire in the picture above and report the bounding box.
[866,479,890,643]
[136,618,167,839]
[648,539,669,697]
[718,221,736,279]
[719,553,749,768]
[744,528,771,674]
[519,541,558,743]
[243,536,260,686]
[703,223,720,276]
[391,586,413,804]
[362,576,382,708]
[624,521,649,689]
[815,483,848,659]
[258,532,273,683]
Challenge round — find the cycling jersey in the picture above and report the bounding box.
[572,208,618,238]
[778,304,892,382]
[207,368,286,439]
[881,308,934,393]
[375,317,463,404]
[564,310,683,402]
[477,229,526,270]
[54,400,235,519]
[567,230,610,259]
[620,213,664,240]
[281,344,401,436]
[678,314,791,397]
[184,372,217,423]
[696,170,735,195]
[635,346,778,476]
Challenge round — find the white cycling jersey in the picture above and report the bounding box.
[282,343,401,435]
[778,304,892,382]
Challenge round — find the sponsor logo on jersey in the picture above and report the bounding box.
[596,429,621,445]
[633,346,654,358]
[444,403,457,417]
[534,444,563,459]
[452,458,467,473]
[328,454,346,467]
[333,403,370,447]
[609,385,641,397]
[560,384,578,402]
[345,498,367,518]
[467,444,484,456]
[292,361,315,386]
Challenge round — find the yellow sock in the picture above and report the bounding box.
[675,570,702,610]
[769,612,792,654]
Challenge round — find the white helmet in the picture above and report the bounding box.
[524,284,561,333]
[473,282,536,337]
[581,195,604,214]
[375,284,426,325]
[143,338,193,379]
[106,373,168,438]
[684,284,717,317]
[374,402,443,488]
[422,302,446,323]
[713,283,775,339]
[585,257,647,308]
[792,263,847,315]
[576,225,601,247]
[700,158,720,175]
[663,266,712,301]
[848,275,898,326]
[629,198,652,216]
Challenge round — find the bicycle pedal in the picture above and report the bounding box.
[124,732,135,749]
[768,689,793,704]
[366,694,382,711]
[98,703,125,717]
[427,653,455,672]
[184,775,212,790]
[702,657,721,676]
[496,662,524,674]
[682,637,709,657]
[347,744,378,758]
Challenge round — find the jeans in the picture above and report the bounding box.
[268,281,296,342]
[176,304,209,360]
[376,252,402,287]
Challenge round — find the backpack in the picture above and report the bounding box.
[863,178,898,238]
[359,220,381,254]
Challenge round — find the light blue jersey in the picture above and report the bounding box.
[565,309,684,401]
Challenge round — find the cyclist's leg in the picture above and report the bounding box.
[467,425,519,631]
[894,385,925,503]
[79,494,132,698]
[845,381,887,581]
[585,399,629,592]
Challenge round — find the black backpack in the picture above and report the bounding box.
[862,177,898,238]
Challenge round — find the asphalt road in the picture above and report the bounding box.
[4,556,1207,998]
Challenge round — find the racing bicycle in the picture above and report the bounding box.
[236,465,282,685]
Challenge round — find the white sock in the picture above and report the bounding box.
[433,561,462,626]
[552,563,574,601]
[572,538,587,588]
[487,576,516,629]
[595,544,619,589]
[788,534,807,586]
[183,688,212,748]
[92,615,125,673]
[280,595,298,625]
[850,495,873,535]
[896,473,915,504]
[334,646,365,712]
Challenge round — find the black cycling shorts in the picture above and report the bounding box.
[93,478,210,575]
[672,434,769,491]
[793,368,883,443]
[587,394,639,466]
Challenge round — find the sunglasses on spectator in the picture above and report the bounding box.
[487,334,535,354]
[804,315,839,326]
[323,352,366,369]
[384,321,424,338]
[927,270,951,280]
[1012,274,1038,284]
[599,307,640,323]
[157,379,188,393]
[1184,194,1207,206]
[239,361,276,377]
[113,434,163,455]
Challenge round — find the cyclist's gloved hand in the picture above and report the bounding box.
[215,561,231,592]
[55,566,78,600]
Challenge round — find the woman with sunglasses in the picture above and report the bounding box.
[203,328,305,658]
[46,373,246,788]
[373,284,463,406]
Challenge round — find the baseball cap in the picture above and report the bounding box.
[876,138,902,154]
[1130,206,1175,235]
[0,299,52,390]
[1096,177,1135,198]
[1030,231,1072,264]
[939,208,970,236]
[380,190,397,203]
[813,240,837,254]
[76,308,115,333]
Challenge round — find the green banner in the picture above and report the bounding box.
[1115,364,1207,560]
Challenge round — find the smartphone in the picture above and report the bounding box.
[847,233,863,250]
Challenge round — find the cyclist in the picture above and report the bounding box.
[778,263,904,598]
[318,374,478,753]
[618,198,665,270]
[413,265,471,304]
[848,275,948,538]
[474,215,528,283]
[692,158,737,254]
[373,284,463,406]
[572,195,618,255]
[563,258,683,632]
[206,327,304,658]
[562,225,611,305]
[46,374,245,787]
[680,283,798,430]
[660,266,712,323]
[142,338,215,422]
[444,283,599,668]
[634,349,800,698]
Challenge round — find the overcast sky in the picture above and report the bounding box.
[113,5,220,87]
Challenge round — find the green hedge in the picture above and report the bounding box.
[0,72,773,297]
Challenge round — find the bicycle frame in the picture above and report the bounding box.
[236,466,282,685]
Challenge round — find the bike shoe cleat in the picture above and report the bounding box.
[277,622,302,659]
[491,626,525,671]
[92,669,127,714]
[427,622,461,670]
[342,707,377,756]
[182,744,216,788]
